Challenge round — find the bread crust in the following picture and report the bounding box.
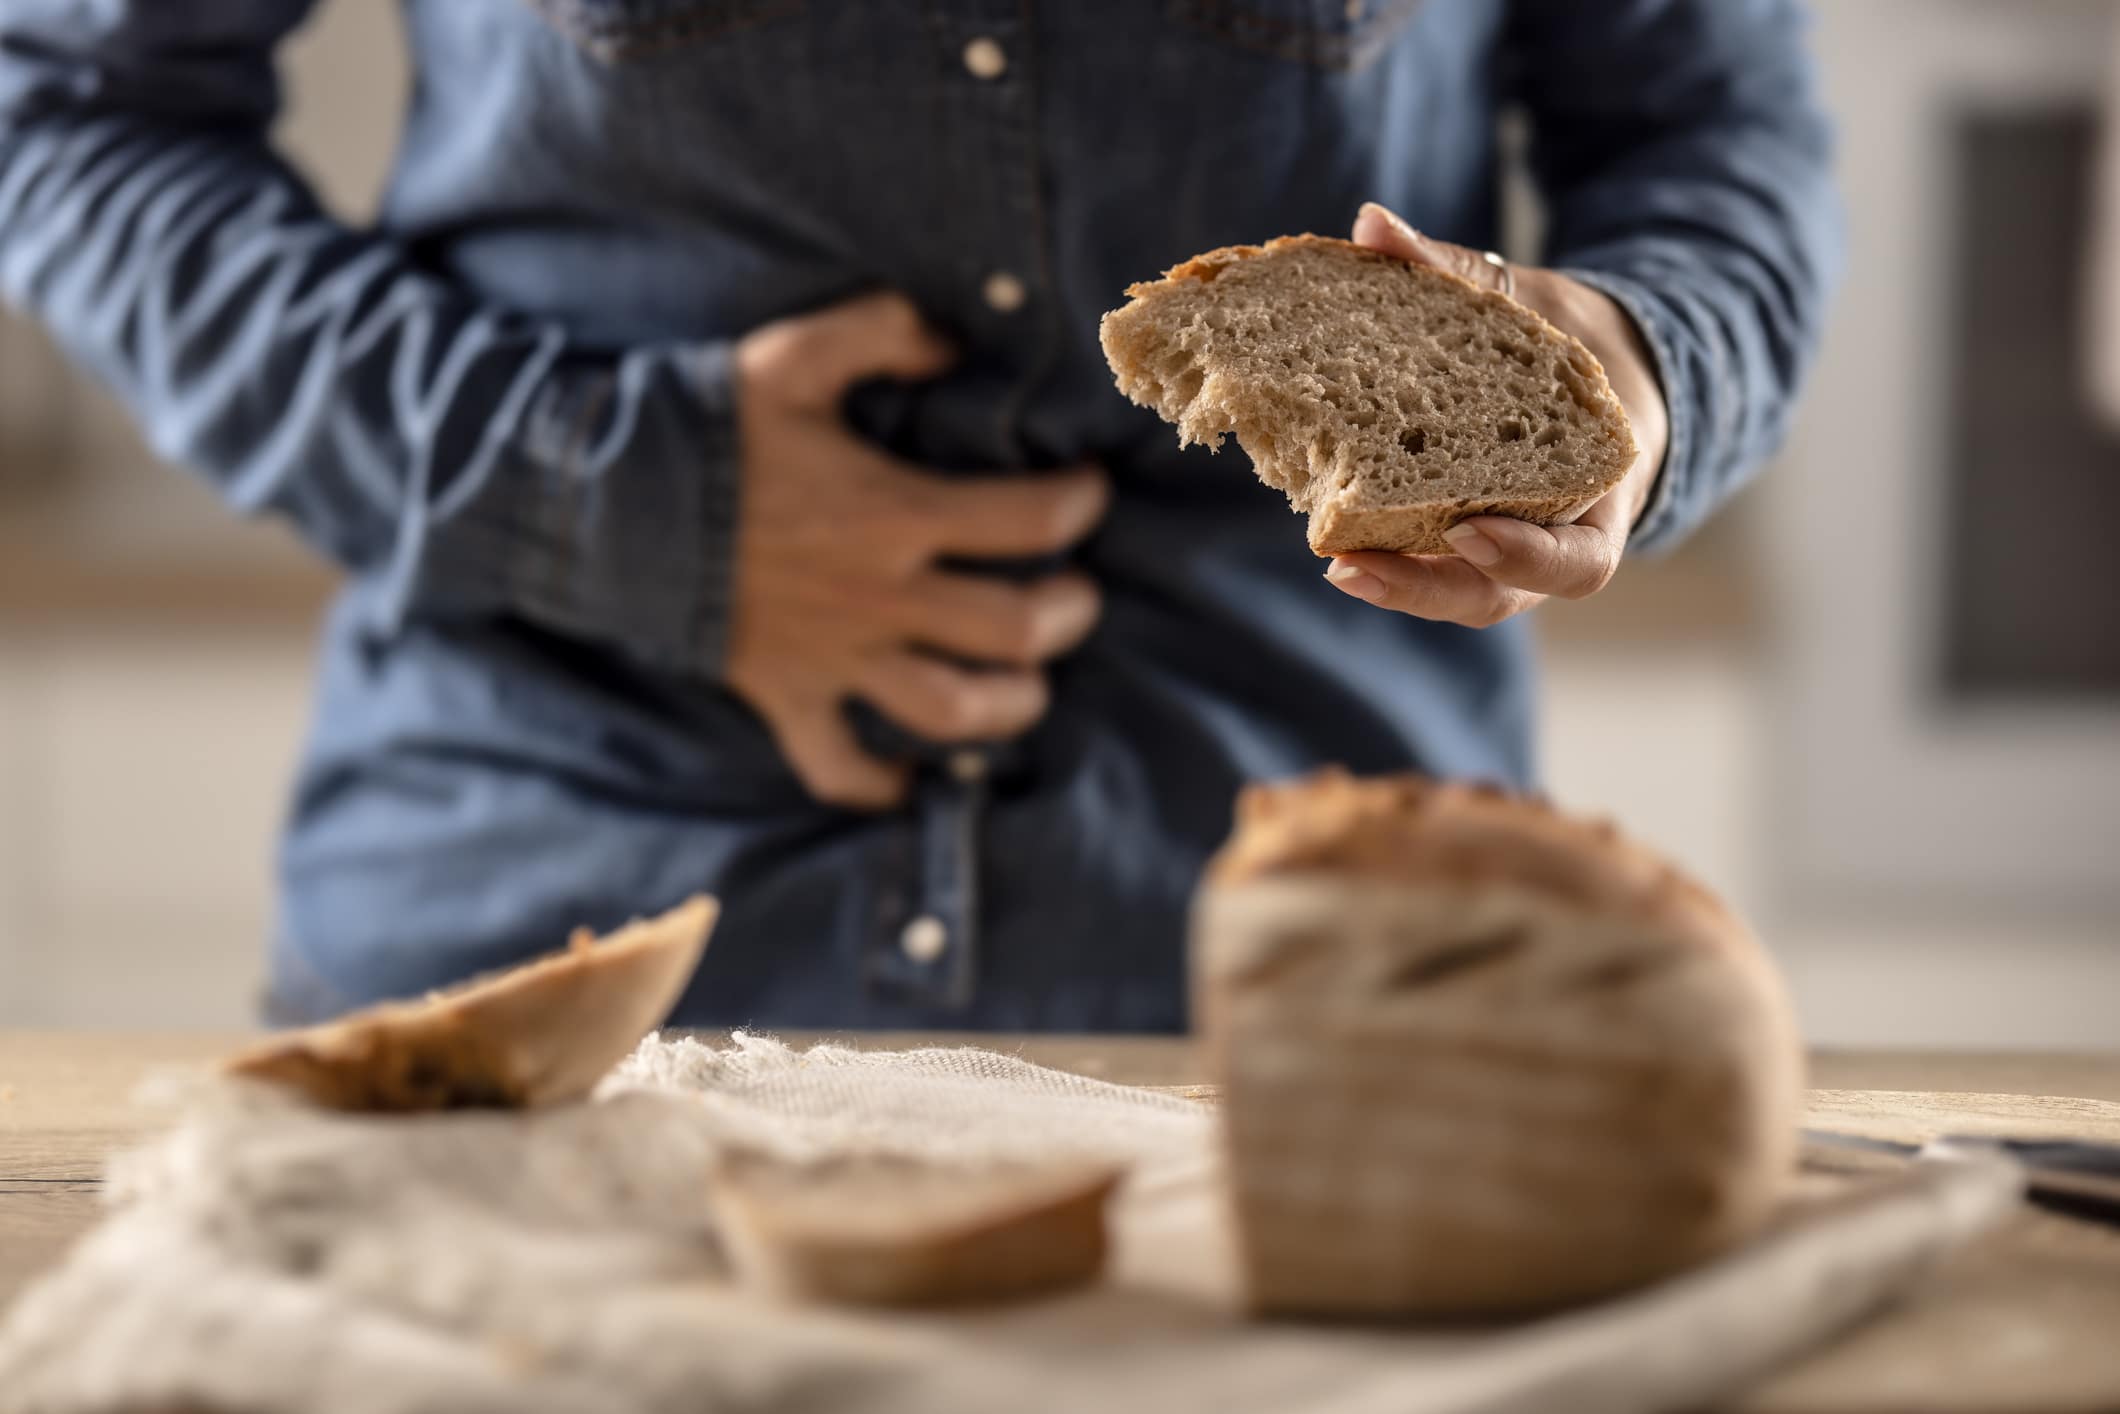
[1210,768,1738,951]
[710,1154,1123,1306]
[223,896,717,1111]
[1137,233,1462,294]
[1305,490,1607,559]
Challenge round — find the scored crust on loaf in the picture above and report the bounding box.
[1100,235,1638,556]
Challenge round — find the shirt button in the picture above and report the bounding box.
[900,914,948,964]
[962,36,1008,81]
[983,271,1027,313]
[947,749,989,784]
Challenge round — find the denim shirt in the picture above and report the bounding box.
[0,1,1838,1030]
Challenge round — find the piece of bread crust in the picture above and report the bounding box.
[223,896,717,1112]
[709,1153,1123,1307]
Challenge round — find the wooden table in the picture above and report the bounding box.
[6,1031,2120,1412]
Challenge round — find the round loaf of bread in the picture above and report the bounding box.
[1192,770,1803,1317]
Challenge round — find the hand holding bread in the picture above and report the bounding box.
[1100,204,1670,630]
[1329,204,1670,627]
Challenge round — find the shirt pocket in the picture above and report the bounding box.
[523,0,803,64]
[1168,0,1424,70]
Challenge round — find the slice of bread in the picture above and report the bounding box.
[223,896,717,1112]
[1100,236,1638,557]
[709,1153,1123,1306]
[1192,770,1802,1318]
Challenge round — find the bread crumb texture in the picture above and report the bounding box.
[1100,236,1637,555]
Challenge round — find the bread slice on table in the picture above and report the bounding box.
[709,1153,1124,1306]
[1100,235,1637,556]
[222,896,717,1112]
[1191,770,1802,1318]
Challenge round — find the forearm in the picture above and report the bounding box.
[0,13,737,675]
[1557,164,1835,554]
[1512,0,1842,553]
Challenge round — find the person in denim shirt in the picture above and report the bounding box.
[0,2,1838,1030]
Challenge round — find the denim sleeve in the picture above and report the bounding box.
[0,4,737,677]
[1507,0,1843,554]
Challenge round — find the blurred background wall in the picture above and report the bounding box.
[1,0,2114,1042]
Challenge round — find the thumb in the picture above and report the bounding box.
[1351,202,1510,296]
[738,290,956,411]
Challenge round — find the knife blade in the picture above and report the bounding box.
[1805,1128,2120,1229]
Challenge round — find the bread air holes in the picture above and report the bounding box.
[1392,387,1429,419]
[1498,419,1526,444]
[1151,352,1203,409]
[1399,427,1428,457]
[1534,424,1565,448]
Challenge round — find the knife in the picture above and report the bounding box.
[1804,1129,2120,1229]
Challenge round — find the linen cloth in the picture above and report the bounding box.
[0,1035,2015,1414]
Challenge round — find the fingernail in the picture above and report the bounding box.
[1443,523,1502,567]
[1356,203,1418,244]
[1324,563,1385,602]
[1375,204,1422,241]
